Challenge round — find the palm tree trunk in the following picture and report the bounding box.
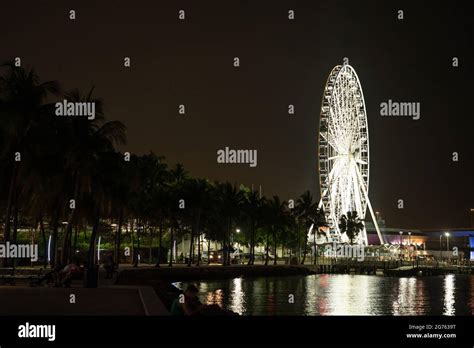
[195,210,202,266]
[228,219,233,266]
[155,218,163,267]
[51,212,59,267]
[148,227,154,264]
[87,213,100,266]
[273,230,277,265]
[39,215,47,268]
[222,238,227,266]
[135,221,141,267]
[12,204,18,243]
[73,225,78,258]
[247,231,253,266]
[301,231,308,265]
[3,163,18,244]
[252,227,256,265]
[130,219,135,265]
[62,224,72,264]
[251,241,255,265]
[115,208,123,265]
[188,228,194,267]
[85,213,100,288]
[62,175,79,264]
[207,238,211,265]
[248,223,254,266]
[223,219,230,266]
[297,224,301,263]
[168,226,174,267]
[223,238,227,266]
[10,188,19,268]
[197,233,201,266]
[313,230,317,265]
[265,231,269,266]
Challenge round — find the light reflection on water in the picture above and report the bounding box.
[230,278,244,315]
[443,274,455,316]
[182,274,474,316]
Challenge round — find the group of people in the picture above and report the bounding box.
[170,284,237,316]
[33,254,117,287]
[33,261,81,287]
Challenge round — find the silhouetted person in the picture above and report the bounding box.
[170,284,204,315]
[104,255,115,279]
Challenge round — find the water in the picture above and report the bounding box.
[180,274,474,315]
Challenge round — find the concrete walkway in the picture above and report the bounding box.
[0,267,169,315]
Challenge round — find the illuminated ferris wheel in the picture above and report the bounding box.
[317,64,384,245]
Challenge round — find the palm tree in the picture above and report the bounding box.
[296,191,318,264]
[184,178,212,266]
[204,185,227,265]
[99,151,134,266]
[215,182,244,266]
[310,208,327,264]
[152,165,171,267]
[242,190,262,265]
[339,211,364,244]
[60,88,126,265]
[20,150,68,267]
[0,63,60,253]
[265,196,287,265]
[168,163,188,267]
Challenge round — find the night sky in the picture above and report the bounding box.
[1,0,473,229]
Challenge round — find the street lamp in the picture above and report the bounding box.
[399,231,403,261]
[234,229,241,262]
[445,232,450,262]
[439,234,442,260]
[407,231,412,260]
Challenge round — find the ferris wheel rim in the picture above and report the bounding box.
[318,64,370,241]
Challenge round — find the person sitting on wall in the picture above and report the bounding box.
[171,284,204,315]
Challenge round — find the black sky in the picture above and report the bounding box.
[1,0,473,229]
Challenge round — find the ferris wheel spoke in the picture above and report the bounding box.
[328,154,345,161]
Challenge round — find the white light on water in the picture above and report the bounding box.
[443,274,455,316]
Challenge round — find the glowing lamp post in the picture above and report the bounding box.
[445,232,450,262]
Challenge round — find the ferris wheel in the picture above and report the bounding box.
[317,64,384,245]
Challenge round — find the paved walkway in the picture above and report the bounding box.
[0,267,169,315]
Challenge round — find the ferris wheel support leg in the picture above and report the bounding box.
[365,198,384,245]
[355,166,385,245]
[361,225,369,246]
